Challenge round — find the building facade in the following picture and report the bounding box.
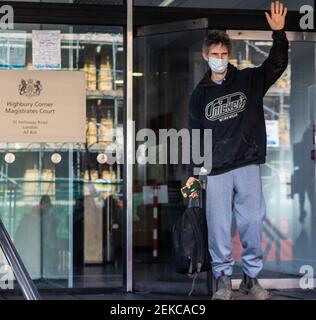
[0,0,315,297]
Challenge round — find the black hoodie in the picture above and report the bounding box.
[188,30,289,177]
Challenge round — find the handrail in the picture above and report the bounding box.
[0,218,41,300]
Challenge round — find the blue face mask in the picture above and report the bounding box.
[208,57,228,73]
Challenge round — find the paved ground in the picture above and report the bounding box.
[1,289,316,300]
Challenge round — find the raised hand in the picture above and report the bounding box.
[265,1,288,30]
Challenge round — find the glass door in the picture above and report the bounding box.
[133,22,316,294]
[133,23,211,294]
[0,146,75,283]
[0,24,125,291]
[227,30,316,279]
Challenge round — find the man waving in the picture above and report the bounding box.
[187,1,288,300]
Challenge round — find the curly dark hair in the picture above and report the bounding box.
[202,30,232,55]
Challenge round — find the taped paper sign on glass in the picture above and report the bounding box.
[32,30,61,70]
[0,31,26,69]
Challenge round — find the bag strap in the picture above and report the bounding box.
[187,208,204,273]
[188,272,198,296]
[188,194,200,208]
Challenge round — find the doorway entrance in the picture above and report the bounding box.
[133,20,316,293]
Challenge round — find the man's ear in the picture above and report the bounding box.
[202,51,208,62]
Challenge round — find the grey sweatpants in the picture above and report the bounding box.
[205,164,266,279]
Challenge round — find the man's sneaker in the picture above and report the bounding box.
[239,272,269,300]
[211,274,233,300]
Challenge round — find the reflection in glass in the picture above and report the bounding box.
[134,0,313,10]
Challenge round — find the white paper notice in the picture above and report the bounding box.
[0,30,26,69]
[266,120,280,147]
[32,30,61,70]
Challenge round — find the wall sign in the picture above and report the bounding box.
[0,70,86,143]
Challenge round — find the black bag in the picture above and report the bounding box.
[172,194,212,296]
